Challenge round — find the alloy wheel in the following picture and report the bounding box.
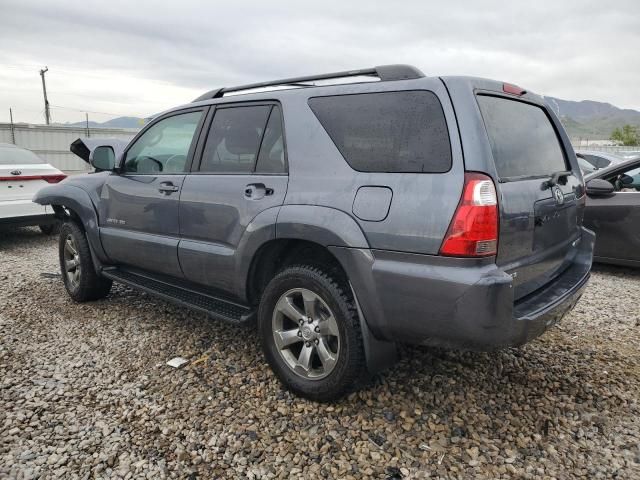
[63,234,81,289]
[271,288,340,380]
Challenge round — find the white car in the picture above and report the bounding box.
[0,143,66,234]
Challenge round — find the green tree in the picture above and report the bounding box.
[610,125,640,146]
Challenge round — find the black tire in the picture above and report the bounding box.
[39,222,60,235]
[59,221,112,302]
[258,265,366,402]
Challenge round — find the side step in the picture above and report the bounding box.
[101,268,254,324]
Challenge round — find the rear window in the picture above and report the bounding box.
[308,91,451,173]
[477,95,567,179]
[0,146,44,165]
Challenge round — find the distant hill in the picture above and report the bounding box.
[59,116,145,129]
[51,97,640,140]
[545,97,640,140]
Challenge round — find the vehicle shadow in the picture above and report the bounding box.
[0,226,55,251]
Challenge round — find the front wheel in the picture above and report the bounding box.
[258,265,365,402]
[59,222,112,302]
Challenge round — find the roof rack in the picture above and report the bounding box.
[192,64,425,102]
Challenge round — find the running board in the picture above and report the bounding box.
[101,268,254,324]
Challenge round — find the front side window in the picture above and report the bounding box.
[123,111,203,174]
[200,106,271,173]
[604,164,640,192]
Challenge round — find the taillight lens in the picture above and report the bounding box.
[440,172,498,257]
[42,174,67,183]
[0,174,67,183]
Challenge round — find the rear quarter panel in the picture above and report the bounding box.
[279,78,464,255]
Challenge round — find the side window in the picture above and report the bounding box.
[124,111,203,174]
[308,91,451,173]
[605,165,640,192]
[255,106,286,173]
[200,106,271,173]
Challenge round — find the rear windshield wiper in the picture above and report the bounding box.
[542,170,572,190]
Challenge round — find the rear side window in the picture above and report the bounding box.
[255,106,286,174]
[477,95,567,179]
[308,91,451,173]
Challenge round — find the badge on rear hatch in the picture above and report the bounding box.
[553,186,565,206]
[10,170,21,176]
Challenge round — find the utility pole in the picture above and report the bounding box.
[85,113,90,137]
[39,67,51,125]
[9,108,16,144]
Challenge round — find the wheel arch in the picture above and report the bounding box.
[33,184,108,262]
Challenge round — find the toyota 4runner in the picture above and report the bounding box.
[34,65,594,401]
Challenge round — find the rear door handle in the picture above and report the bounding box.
[158,182,179,194]
[245,183,274,200]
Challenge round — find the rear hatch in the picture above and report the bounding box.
[475,93,584,300]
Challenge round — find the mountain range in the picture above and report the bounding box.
[60,97,640,140]
[545,97,640,140]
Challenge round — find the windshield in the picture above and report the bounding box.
[0,146,45,165]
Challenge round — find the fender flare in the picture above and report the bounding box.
[33,184,108,262]
[275,204,369,248]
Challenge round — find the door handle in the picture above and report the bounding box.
[244,183,274,200]
[158,182,179,194]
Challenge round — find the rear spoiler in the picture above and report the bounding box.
[70,138,129,163]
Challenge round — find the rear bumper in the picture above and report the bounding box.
[0,200,53,227]
[331,227,594,350]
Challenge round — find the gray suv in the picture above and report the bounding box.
[35,65,594,401]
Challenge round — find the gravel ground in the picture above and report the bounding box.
[1,228,639,479]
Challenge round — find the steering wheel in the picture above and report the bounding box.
[139,156,163,173]
[164,154,186,173]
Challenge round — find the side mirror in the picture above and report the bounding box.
[90,146,116,171]
[585,178,615,196]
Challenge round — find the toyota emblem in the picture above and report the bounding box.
[10,170,22,176]
[553,186,564,205]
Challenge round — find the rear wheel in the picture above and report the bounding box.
[59,222,112,302]
[258,265,365,401]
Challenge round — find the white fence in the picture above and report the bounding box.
[0,123,138,171]
[571,144,640,156]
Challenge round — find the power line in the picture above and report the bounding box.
[49,104,136,117]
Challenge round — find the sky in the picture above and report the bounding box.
[1,0,639,124]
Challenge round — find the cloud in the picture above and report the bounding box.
[1,0,638,123]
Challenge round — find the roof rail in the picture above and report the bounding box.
[192,64,425,102]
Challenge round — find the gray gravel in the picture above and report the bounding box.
[1,227,639,479]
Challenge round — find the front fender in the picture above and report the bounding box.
[33,184,108,262]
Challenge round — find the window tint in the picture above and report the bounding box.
[308,91,451,173]
[477,96,567,179]
[0,146,44,165]
[200,106,271,173]
[124,111,203,174]
[255,106,286,173]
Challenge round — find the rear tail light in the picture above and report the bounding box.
[42,174,67,184]
[0,174,67,183]
[440,172,499,257]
